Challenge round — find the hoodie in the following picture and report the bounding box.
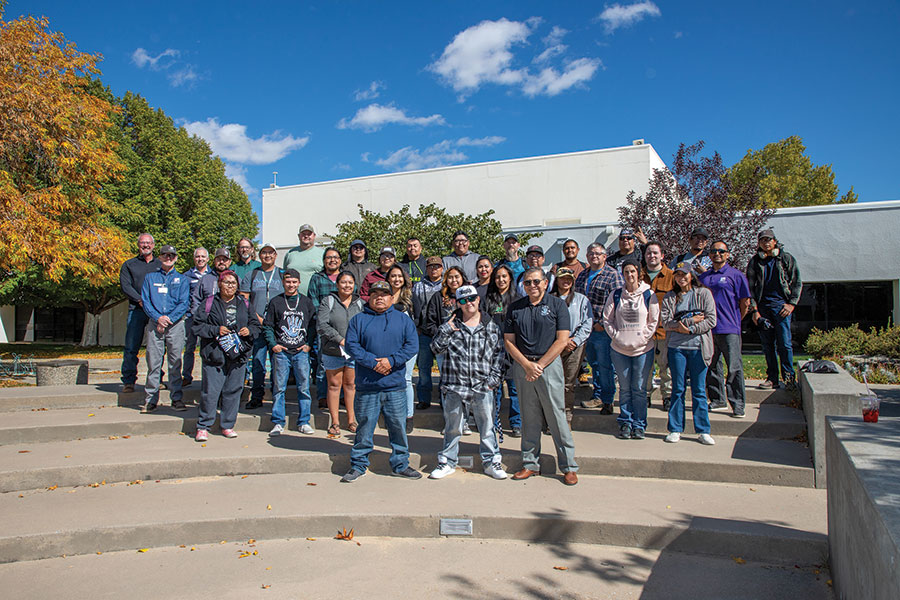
[345,305,418,393]
[602,282,660,357]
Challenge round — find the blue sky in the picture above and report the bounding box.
[9,1,899,220]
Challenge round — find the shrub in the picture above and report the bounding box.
[805,324,900,360]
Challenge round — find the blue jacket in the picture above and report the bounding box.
[141,268,190,323]
[345,305,418,393]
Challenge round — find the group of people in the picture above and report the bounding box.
[118,222,801,484]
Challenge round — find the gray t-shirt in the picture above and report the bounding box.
[241,268,284,321]
[667,289,702,351]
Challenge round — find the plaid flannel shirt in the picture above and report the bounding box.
[574,265,623,322]
[430,313,505,395]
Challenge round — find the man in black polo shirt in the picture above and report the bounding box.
[504,268,579,486]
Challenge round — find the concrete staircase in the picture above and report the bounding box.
[0,379,833,598]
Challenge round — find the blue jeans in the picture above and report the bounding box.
[585,330,615,402]
[250,336,273,402]
[313,334,326,401]
[182,316,197,380]
[272,350,311,427]
[350,388,409,474]
[415,334,436,405]
[667,347,711,434]
[121,305,149,385]
[439,390,500,467]
[493,377,521,428]
[611,348,654,430]
[758,311,795,383]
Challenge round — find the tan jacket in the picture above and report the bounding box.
[642,264,675,339]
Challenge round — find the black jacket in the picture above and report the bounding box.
[192,294,260,366]
[120,255,161,306]
[423,290,457,338]
[745,244,803,310]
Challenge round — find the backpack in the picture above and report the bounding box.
[612,288,653,311]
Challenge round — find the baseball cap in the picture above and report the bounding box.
[282,268,301,280]
[214,247,230,259]
[350,239,366,248]
[369,280,391,294]
[455,285,478,300]
[691,227,710,239]
[298,224,315,234]
[259,241,276,251]
[758,229,775,240]
[159,245,177,256]
[504,233,519,242]
[379,246,395,257]
[674,262,694,275]
[426,256,443,267]
[556,267,576,280]
[525,245,544,255]
[619,228,635,238]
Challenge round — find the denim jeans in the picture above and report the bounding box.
[667,347,711,434]
[611,348,654,430]
[416,334,435,405]
[182,316,198,381]
[494,377,521,429]
[121,305,150,385]
[198,360,244,430]
[438,390,500,467]
[313,334,326,401]
[250,336,273,402]
[350,388,409,474]
[272,350,311,427]
[758,311,795,384]
[584,330,616,402]
[404,354,417,417]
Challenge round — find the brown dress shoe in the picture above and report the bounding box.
[512,468,539,480]
[563,471,578,486]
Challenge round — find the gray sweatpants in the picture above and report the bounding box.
[198,360,244,430]
[514,357,578,473]
[144,319,185,405]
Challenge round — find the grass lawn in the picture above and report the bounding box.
[742,354,810,380]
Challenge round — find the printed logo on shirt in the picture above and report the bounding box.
[540,306,550,317]
[278,309,308,346]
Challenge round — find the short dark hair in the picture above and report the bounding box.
[563,239,579,247]
[522,267,545,281]
[406,236,420,243]
[711,239,729,250]
[451,230,469,244]
[282,268,301,281]
[644,240,664,256]
[324,246,342,259]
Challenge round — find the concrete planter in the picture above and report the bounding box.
[35,360,89,386]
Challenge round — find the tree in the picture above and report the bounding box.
[618,141,774,270]
[0,12,130,284]
[328,203,536,261]
[730,135,857,208]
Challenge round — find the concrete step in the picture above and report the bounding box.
[0,471,827,565]
[0,537,834,599]
[0,425,814,492]
[0,397,806,445]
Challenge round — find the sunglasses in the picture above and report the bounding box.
[619,236,635,241]
[457,296,477,305]
[522,279,543,287]
[709,249,728,254]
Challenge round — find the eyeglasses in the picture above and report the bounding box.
[522,279,543,287]
[220,280,238,286]
[325,255,340,261]
[160,253,176,259]
[453,238,468,244]
[587,252,605,257]
[709,249,728,254]
[458,296,477,305]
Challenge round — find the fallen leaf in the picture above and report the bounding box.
[201,443,207,447]
[306,482,317,486]
[335,527,354,541]
[306,538,316,541]
[248,539,256,544]
[96,551,102,555]
[179,432,186,436]
[108,436,118,440]
[826,580,832,587]
[266,567,272,570]
[47,485,57,491]
[68,490,76,494]
[88,413,95,417]
[137,548,149,553]
[356,541,361,546]
[89,482,100,488]
[666,505,671,509]
[243,445,249,448]
[220,540,227,545]
[18,450,30,453]
[553,566,568,571]
[749,488,757,492]
[732,556,746,565]
[122,435,131,439]
[238,552,251,558]
[241,475,249,479]
[18,494,23,498]
[179,545,186,548]
[814,569,820,575]
[261,585,271,589]
[253,551,258,555]
[64,455,71,458]
[190,547,196,551]
[128,480,143,486]
[266,504,272,510]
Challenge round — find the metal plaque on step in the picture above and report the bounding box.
[458,456,474,469]
[440,518,473,536]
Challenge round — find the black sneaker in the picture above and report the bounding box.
[662,397,671,411]
[340,469,366,483]
[631,428,645,439]
[122,384,135,393]
[171,400,188,411]
[181,377,193,386]
[708,402,729,412]
[600,403,614,415]
[509,427,522,438]
[392,466,422,479]
[618,424,632,439]
[140,402,157,414]
[406,418,414,434]
[245,399,263,410]
[416,401,431,410]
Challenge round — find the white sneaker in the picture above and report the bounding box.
[429,463,455,479]
[299,423,315,435]
[698,433,716,445]
[269,424,284,436]
[462,422,472,436]
[665,432,681,443]
[484,462,508,480]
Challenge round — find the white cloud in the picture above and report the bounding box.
[674,31,683,39]
[430,18,600,99]
[428,18,533,97]
[131,47,179,70]
[597,2,662,34]
[183,118,309,164]
[354,81,384,101]
[337,103,446,132]
[456,136,506,147]
[224,163,257,196]
[369,136,505,172]
[522,57,602,97]
[168,65,198,87]
[535,26,568,64]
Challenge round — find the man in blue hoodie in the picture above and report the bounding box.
[342,280,420,482]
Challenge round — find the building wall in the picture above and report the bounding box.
[262,143,665,247]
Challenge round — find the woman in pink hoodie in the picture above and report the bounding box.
[602,258,660,439]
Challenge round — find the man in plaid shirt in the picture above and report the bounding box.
[573,242,624,414]
[429,285,508,480]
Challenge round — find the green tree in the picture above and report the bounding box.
[729,136,858,208]
[328,203,536,262]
